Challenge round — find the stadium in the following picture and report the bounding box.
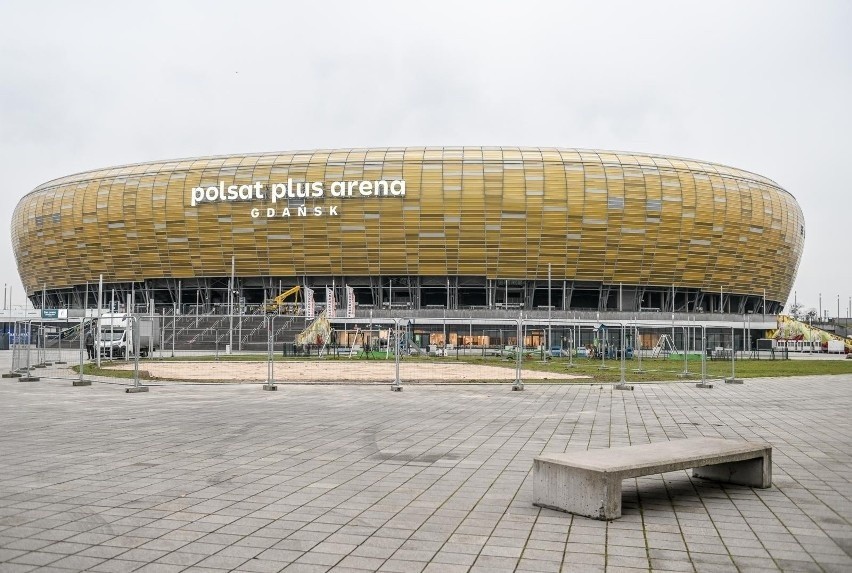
[12,147,804,318]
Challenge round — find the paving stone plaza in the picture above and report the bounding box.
[1,359,850,572]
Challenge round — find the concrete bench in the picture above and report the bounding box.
[533,437,771,520]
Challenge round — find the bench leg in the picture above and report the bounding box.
[533,460,622,520]
[693,454,771,488]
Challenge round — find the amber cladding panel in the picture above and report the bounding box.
[12,147,805,302]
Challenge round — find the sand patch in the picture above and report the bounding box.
[110,360,589,383]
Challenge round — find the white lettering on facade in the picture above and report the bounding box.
[189,179,405,218]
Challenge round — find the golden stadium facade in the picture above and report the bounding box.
[12,147,804,314]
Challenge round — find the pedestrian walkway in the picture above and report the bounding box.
[0,369,850,572]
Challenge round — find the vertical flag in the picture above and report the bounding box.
[326,287,336,318]
[304,287,315,319]
[346,285,356,318]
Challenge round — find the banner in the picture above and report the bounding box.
[346,285,356,318]
[304,287,315,319]
[325,287,336,318]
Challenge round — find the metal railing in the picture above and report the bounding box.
[2,314,773,394]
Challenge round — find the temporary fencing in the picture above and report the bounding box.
[2,313,766,391]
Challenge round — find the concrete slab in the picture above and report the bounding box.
[534,438,771,520]
[124,386,149,393]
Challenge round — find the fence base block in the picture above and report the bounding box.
[54,361,67,365]
[391,385,403,392]
[725,378,744,384]
[614,383,635,391]
[696,382,714,389]
[125,386,149,393]
[19,376,39,382]
[2,373,22,378]
[262,384,278,391]
[72,380,92,386]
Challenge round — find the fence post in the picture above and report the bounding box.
[725,326,743,384]
[12,321,19,373]
[391,318,402,391]
[696,324,713,388]
[678,324,691,378]
[54,325,65,365]
[3,321,22,378]
[43,325,49,365]
[512,313,524,391]
[615,321,634,391]
[126,316,148,393]
[74,318,91,386]
[20,322,39,382]
[566,317,576,368]
[263,314,277,391]
[633,319,646,374]
[33,324,46,369]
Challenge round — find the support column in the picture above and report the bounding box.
[533,460,623,520]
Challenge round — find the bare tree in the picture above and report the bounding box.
[787,302,804,319]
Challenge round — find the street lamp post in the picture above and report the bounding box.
[228,256,235,354]
[171,302,176,358]
[725,326,742,384]
[747,311,752,357]
[547,263,552,358]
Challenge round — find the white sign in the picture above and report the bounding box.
[346,286,355,319]
[326,287,336,318]
[304,287,315,319]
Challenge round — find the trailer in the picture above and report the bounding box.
[772,338,821,353]
[827,340,845,354]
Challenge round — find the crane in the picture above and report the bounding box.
[265,285,302,314]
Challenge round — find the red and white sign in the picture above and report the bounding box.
[346,285,356,318]
[325,287,336,318]
[304,287,315,319]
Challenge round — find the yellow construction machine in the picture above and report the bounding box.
[265,285,302,314]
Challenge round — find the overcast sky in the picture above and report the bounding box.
[1,1,850,316]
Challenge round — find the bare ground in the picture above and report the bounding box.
[111,360,589,383]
